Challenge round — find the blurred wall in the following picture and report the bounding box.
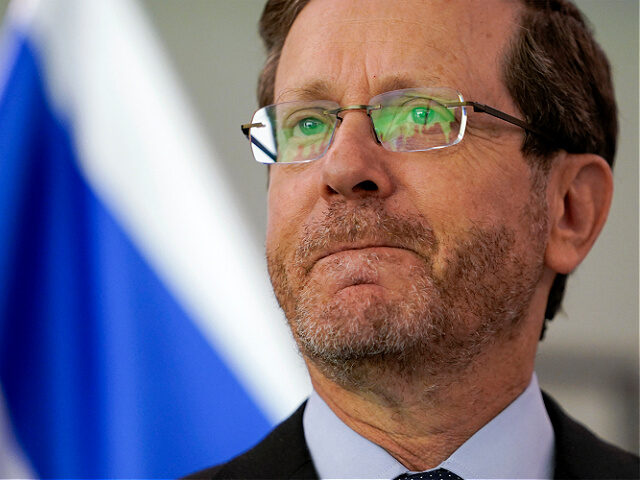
[2,0,637,454]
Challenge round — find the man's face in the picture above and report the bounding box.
[266,0,549,387]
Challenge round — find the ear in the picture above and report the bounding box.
[544,152,613,274]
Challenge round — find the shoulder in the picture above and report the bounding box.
[184,402,318,480]
[543,392,639,479]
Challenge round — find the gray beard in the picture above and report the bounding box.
[267,192,547,398]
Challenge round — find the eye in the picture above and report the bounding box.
[411,106,429,125]
[409,104,455,126]
[294,116,328,136]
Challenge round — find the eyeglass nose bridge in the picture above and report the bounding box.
[324,104,383,146]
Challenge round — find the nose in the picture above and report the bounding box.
[320,111,395,201]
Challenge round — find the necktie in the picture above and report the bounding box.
[394,467,464,480]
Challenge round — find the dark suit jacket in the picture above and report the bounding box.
[187,393,639,479]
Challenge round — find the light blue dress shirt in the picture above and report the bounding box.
[303,374,555,479]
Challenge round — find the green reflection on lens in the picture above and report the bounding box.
[411,107,428,124]
[298,117,327,136]
[374,101,456,147]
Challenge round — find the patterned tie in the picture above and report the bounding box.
[394,467,464,480]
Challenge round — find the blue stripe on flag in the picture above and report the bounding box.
[0,33,271,478]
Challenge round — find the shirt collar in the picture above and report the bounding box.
[303,374,555,480]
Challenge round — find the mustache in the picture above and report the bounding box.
[294,199,439,269]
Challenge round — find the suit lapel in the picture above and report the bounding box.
[215,402,318,479]
[543,392,638,479]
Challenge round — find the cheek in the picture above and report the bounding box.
[403,144,532,229]
[266,168,316,254]
[397,148,536,272]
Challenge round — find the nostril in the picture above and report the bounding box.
[325,184,339,195]
[354,180,378,192]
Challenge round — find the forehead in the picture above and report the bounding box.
[275,0,521,104]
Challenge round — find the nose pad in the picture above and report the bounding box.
[330,109,382,157]
[367,112,382,145]
[333,107,381,149]
[320,109,395,201]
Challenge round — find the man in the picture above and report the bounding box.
[190,0,639,478]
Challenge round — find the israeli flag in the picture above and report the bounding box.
[0,0,309,477]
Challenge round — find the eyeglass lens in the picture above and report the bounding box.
[248,88,467,164]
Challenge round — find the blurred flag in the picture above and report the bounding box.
[0,0,309,477]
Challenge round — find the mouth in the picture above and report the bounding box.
[311,243,419,266]
[304,244,424,293]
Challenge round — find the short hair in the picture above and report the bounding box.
[256,0,617,338]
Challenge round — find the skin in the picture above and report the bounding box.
[265,0,613,470]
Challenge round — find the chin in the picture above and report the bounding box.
[267,199,548,394]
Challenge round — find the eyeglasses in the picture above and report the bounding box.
[241,87,551,164]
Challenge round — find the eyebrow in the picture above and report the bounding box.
[373,75,425,95]
[275,80,334,103]
[274,73,444,104]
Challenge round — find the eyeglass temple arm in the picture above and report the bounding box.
[241,123,277,162]
[449,101,555,144]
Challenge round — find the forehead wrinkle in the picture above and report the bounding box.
[275,72,447,106]
[369,73,444,97]
[314,12,452,32]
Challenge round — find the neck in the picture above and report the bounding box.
[306,332,537,471]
